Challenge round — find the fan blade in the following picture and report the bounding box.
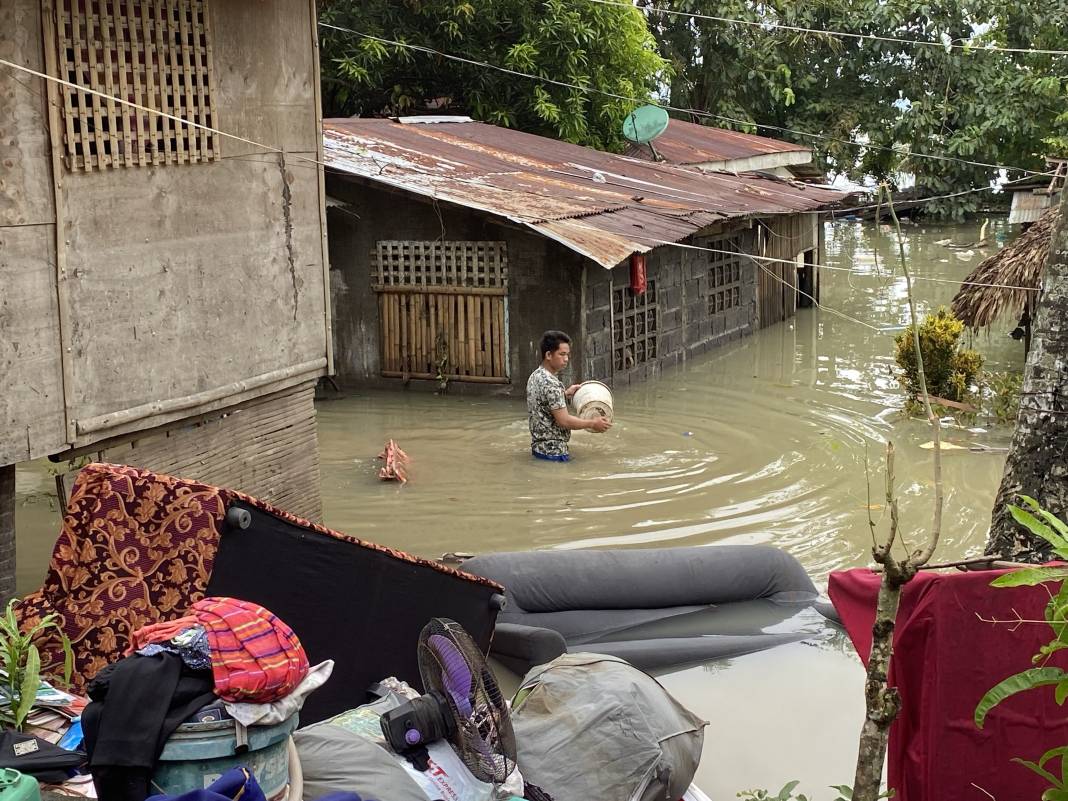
[428,633,474,717]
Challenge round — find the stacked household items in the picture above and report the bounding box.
[5,463,708,801]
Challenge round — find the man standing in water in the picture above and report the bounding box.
[527,330,611,461]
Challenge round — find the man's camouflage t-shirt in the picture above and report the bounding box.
[527,366,570,457]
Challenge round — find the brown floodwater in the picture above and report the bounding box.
[14,217,1024,795]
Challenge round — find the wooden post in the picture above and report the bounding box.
[0,465,15,604]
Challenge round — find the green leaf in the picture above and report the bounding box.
[776,781,800,801]
[830,785,853,800]
[992,568,1068,588]
[976,668,1068,728]
[15,644,40,731]
[1009,504,1068,556]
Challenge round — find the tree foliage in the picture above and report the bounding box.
[647,0,1068,218]
[319,0,668,151]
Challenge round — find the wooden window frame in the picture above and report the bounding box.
[54,0,219,171]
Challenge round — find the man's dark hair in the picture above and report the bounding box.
[539,330,571,359]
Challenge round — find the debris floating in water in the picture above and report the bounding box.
[377,439,410,483]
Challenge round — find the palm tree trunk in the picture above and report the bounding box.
[986,189,1068,561]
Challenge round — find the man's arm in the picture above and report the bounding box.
[552,407,612,433]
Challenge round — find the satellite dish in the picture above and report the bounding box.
[623,105,670,145]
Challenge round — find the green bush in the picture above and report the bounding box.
[894,307,982,409]
[983,371,1022,424]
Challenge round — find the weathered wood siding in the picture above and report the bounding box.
[74,383,323,521]
[757,212,818,329]
[2,0,330,463]
[0,0,68,465]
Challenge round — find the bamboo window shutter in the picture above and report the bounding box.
[54,0,219,171]
[372,241,510,383]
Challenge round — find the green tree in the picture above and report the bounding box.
[647,0,1068,218]
[319,0,668,151]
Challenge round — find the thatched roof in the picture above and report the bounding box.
[951,206,1058,329]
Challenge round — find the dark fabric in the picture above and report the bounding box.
[205,501,501,723]
[146,767,267,801]
[0,731,85,783]
[828,567,1068,801]
[82,652,216,801]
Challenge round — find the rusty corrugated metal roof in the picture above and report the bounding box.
[623,118,810,167]
[324,118,843,268]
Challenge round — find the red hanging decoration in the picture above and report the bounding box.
[629,252,647,295]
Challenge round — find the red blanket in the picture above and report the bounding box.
[829,568,1068,800]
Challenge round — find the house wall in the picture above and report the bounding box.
[1,0,329,515]
[584,221,759,388]
[1,0,68,466]
[58,382,323,522]
[758,212,819,328]
[2,0,329,456]
[325,176,585,393]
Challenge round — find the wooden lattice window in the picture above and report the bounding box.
[613,280,658,371]
[55,0,219,171]
[707,236,743,314]
[372,241,508,288]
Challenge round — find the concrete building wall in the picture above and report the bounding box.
[325,177,584,393]
[2,0,330,459]
[584,221,759,388]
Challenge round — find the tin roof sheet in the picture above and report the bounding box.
[622,118,810,167]
[324,118,843,268]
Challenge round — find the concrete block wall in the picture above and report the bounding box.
[583,221,759,388]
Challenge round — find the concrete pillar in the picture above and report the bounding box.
[0,464,15,604]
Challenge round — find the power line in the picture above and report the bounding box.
[553,215,1040,294]
[3,48,1048,226]
[588,0,1068,57]
[0,51,1047,294]
[318,22,1055,178]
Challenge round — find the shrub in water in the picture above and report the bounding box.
[894,307,982,409]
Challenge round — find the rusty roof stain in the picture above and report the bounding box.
[623,118,810,166]
[324,118,843,268]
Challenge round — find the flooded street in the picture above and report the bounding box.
[14,218,1024,796]
[315,217,1021,578]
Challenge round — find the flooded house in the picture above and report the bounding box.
[1004,156,1065,227]
[323,116,843,393]
[0,0,332,595]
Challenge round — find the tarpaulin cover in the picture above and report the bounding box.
[511,653,706,801]
[18,463,502,714]
[829,567,1068,801]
